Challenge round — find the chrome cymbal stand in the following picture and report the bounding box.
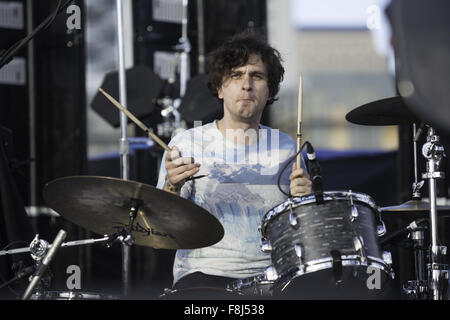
[403,123,428,299]
[421,126,449,300]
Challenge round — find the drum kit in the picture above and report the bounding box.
[0,95,449,300]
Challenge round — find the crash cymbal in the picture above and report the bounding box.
[43,176,224,249]
[380,199,450,217]
[346,96,419,126]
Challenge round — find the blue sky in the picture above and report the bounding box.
[291,0,391,29]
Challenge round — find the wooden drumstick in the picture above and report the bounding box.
[98,88,171,152]
[296,73,303,170]
[99,88,207,182]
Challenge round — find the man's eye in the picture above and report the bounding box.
[231,73,241,79]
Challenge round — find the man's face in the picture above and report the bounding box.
[218,54,270,123]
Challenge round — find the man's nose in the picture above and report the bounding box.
[241,74,252,91]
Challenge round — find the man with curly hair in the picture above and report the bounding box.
[156,33,312,296]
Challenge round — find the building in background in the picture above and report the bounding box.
[268,0,397,151]
[86,0,397,157]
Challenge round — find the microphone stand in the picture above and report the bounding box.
[0,233,126,299]
[22,230,67,300]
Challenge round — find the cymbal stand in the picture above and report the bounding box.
[403,123,428,299]
[0,235,112,257]
[421,126,449,300]
[412,123,425,199]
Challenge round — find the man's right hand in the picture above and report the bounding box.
[163,146,201,194]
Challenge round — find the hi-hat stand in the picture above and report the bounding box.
[421,126,449,300]
[402,125,449,300]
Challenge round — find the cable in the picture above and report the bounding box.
[0,0,70,67]
[277,141,308,197]
[43,0,63,30]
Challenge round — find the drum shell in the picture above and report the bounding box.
[262,192,390,284]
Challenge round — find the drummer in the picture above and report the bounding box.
[156,32,312,291]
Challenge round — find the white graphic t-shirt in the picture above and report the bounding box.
[156,120,298,285]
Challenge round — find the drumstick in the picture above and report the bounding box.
[98,88,207,182]
[296,73,303,170]
[98,88,171,152]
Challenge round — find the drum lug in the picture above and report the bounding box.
[382,251,396,279]
[294,243,306,268]
[289,212,299,229]
[353,236,367,264]
[294,243,303,258]
[264,266,278,281]
[382,251,393,266]
[287,202,300,229]
[377,220,387,237]
[350,204,359,222]
[260,239,272,253]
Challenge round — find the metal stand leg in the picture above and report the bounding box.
[404,229,429,299]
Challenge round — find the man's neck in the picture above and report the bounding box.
[217,117,261,145]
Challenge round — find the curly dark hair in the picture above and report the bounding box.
[206,33,285,106]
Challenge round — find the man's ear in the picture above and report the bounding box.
[218,87,223,99]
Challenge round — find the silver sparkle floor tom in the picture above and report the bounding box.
[261,191,394,299]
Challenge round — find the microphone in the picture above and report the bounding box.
[379,218,427,247]
[305,142,324,204]
[22,230,67,300]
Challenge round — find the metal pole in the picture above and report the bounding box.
[422,127,448,300]
[26,0,37,227]
[179,0,190,97]
[115,0,130,297]
[413,123,418,188]
[196,0,205,74]
[426,128,439,251]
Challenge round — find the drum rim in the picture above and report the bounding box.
[261,190,379,236]
[31,291,120,300]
